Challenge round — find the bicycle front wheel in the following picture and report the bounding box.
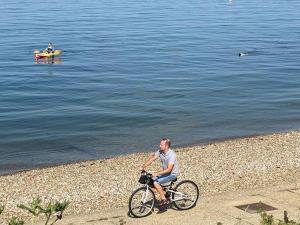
[173,180,199,210]
[128,187,155,218]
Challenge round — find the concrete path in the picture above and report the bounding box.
[52,181,300,225]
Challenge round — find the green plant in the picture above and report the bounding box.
[260,211,274,225]
[7,217,25,225]
[0,204,4,215]
[18,197,69,225]
[260,211,300,225]
[277,220,300,225]
[18,197,42,216]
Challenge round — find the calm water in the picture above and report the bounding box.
[1,0,300,175]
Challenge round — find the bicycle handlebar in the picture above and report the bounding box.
[141,170,152,176]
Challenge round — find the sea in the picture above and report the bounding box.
[0,0,300,175]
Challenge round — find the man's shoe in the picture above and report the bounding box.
[157,205,167,213]
[159,199,170,206]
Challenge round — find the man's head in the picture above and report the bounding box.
[160,137,171,152]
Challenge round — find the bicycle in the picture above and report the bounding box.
[128,170,200,218]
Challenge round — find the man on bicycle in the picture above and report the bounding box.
[140,138,179,206]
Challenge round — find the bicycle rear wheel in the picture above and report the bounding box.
[173,180,199,210]
[128,187,155,217]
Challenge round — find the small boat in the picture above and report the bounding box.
[34,49,62,59]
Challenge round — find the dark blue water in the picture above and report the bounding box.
[1,0,300,175]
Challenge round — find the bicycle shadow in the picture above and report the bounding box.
[127,200,162,218]
[127,200,191,218]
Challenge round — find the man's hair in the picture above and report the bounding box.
[161,137,171,148]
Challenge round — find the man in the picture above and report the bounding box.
[44,42,54,53]
[140,138,179,206]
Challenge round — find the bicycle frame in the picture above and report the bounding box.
[142,183,188,203]
[167,189,189,202]
[141,185,151,204]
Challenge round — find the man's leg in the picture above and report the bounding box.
[153,182,166,201]
[153,174,176,203]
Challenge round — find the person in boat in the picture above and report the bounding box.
[44,42,54,53]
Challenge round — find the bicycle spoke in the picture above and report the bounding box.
[129,187,155,217]
[173,180,199,210]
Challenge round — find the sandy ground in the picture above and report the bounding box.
[51,180,300,225]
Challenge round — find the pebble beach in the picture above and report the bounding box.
[0,130,300,223]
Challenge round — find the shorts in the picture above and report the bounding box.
[153,173,177,185]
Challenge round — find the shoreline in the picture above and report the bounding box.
[1,129,297,177]
[0,130,300,222]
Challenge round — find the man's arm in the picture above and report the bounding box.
[153,163,174,177]
[140,153,158,170]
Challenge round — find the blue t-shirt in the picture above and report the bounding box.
[155,149,179,176]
